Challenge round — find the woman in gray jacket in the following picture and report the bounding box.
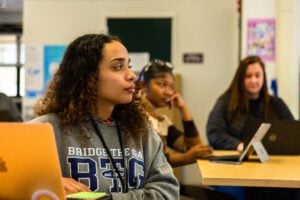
[206,55,296,200]
[207,56,294,151]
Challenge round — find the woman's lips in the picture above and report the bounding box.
[125,86,135,94]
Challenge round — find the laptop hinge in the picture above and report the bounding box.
[252,141,269,162]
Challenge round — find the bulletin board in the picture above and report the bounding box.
[107,18,172,62]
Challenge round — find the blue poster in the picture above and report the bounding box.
[44,45,66,90]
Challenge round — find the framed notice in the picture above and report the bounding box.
[247,18,275,61]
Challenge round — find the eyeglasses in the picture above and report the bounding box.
[143,59,174,73]
[138,59,174,82]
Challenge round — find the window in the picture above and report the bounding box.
[0,34,24,97]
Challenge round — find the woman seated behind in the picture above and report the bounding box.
[206,55,294,152]
[137,59,213,167]
[136,59,239,200]
[206,55,295,200]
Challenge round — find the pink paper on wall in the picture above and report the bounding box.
[247,18,276,62]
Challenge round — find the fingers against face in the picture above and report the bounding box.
[168,92,186,108]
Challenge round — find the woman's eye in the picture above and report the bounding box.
[245,74,252,79]
[158,82,166,88]
[114,65,122,71]
[255,73,262,78]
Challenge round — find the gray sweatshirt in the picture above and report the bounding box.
[31,113,179,200]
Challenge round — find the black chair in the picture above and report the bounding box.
[180,185,237,200]
[246,187,300,200]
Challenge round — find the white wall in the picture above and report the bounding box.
[277,0,300,119]
[24,0,238,142]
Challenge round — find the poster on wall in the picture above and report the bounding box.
[44,45,66,88]
[25,45,44,97]
[25,45,66,97]
[23,44,66,121]
[247,18,276,62]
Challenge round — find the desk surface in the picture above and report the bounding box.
[197,151,300,188]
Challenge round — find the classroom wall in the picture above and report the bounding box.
[276,0,300,119]
[23,0,239,142]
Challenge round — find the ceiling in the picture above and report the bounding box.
[0,0,22,32]
[0,0,23,24]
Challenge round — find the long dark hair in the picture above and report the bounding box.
[226,55,270,121]
[35,34,148,139]
[136,59,174,120]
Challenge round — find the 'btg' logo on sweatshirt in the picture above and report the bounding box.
[67,155,144,192]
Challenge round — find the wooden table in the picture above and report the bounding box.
[197,151,300,188]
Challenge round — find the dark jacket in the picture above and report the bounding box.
[0,92,22,122]
[206,93,294,150]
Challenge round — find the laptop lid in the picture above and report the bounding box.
[242,119,300,155]
[0,123,65,200]
[263,120,300,155]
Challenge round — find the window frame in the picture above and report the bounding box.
[0,33,23,97]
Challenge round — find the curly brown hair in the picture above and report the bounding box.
[34,34,148,140]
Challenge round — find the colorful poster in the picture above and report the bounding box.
[247,19,275,61]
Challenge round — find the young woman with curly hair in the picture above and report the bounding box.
[31,33,179,199]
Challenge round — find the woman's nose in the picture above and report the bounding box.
[250,76,257,82]
[127,68,136,81]
[164,87,174,96]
